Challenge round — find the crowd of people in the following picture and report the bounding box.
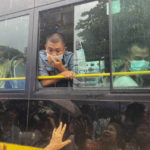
[0,100,150,150]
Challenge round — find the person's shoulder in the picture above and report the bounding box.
[113,76,138,87]
[39,50,47,60]
[39,50,46,55]
[64,51,73,56]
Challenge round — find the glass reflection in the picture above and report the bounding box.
[0,100,28,144]
[112,0,150,88]
[74,0,109,89]
[0,16,29,89]
[38,0,110,89]
[0,100,150,150]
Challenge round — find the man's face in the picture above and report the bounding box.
[130,45,149,61]
[128,45,150,71]
[45,41,65,56]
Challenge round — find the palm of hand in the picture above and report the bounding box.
[44,122,71,150]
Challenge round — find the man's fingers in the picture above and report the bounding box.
[61,123,66,135]
[67,72,74,79]
[0,144,7,150]
[70,72,74,79]
[3,144,6,150]
[55,56,61,62]
[48,55,56,65]
[61,140,71,148]
[52,128,56,139]
[57,122,63,132]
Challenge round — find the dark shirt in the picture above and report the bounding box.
[38,50,74,87]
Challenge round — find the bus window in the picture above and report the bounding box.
[26,100,150,149]
[0,100,28,144]
[111,0,150,88]
[0,16,29,89]
[38,0,110,89]
[1,99,150,150]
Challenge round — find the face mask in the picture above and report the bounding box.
[47,54,63,60]
[130,60,149,71]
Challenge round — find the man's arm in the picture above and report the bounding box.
[40,71,74,87]
[40,56,74,87]
[38,54,61,87]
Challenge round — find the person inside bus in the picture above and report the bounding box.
[0,46,10,88]
[113,42,150,87]
[38,33,74,87]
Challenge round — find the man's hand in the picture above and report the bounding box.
[47,55,66,72]
[44,122,71,150]
[0,144,7,150]
[60,71,74,79]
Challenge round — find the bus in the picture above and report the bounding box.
[0,0,150,150]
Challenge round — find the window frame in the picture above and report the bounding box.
[0,0,150,101]
[30,0,150,101]
[109,0,150,93]
[0,9,34,99]
[30,0,110,99]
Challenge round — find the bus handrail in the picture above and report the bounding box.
[0,71,150,80]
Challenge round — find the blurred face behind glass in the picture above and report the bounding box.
[136,123,150,144]
[129,45,149,71]
[130,45,149,61]
[102,124,117,143]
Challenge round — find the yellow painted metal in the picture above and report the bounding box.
[0,71,150,80]
[0,77,26,80]
[37,70,150,79]
[0,143,42,150]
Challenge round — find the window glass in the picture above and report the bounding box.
[0,15,29,89]
[0,100,28,145]
[38,1,109,90]
[25,100,150,150]
[111,0,150,88]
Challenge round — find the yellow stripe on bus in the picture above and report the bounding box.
[0,143,42,150]
[0,71,150,80]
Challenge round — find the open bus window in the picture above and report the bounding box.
[0,16,29,89]
[38,0,110,89]
[111,0,150,89]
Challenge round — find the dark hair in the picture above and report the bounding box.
[108,122,125,149]
[128,40,149,55]
[46,33,65,45]
[125,102,145,123]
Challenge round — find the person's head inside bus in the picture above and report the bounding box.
[39,33,74,87]
[113,42,150,87]
[45,33,66,58]
[125,43,149,72]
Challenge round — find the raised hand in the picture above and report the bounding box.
[0,144,7,150]
[47,55,65,71]
[44,122,71,150]
[60,71,74,79]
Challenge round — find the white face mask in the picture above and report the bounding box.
[47,54,63,60]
